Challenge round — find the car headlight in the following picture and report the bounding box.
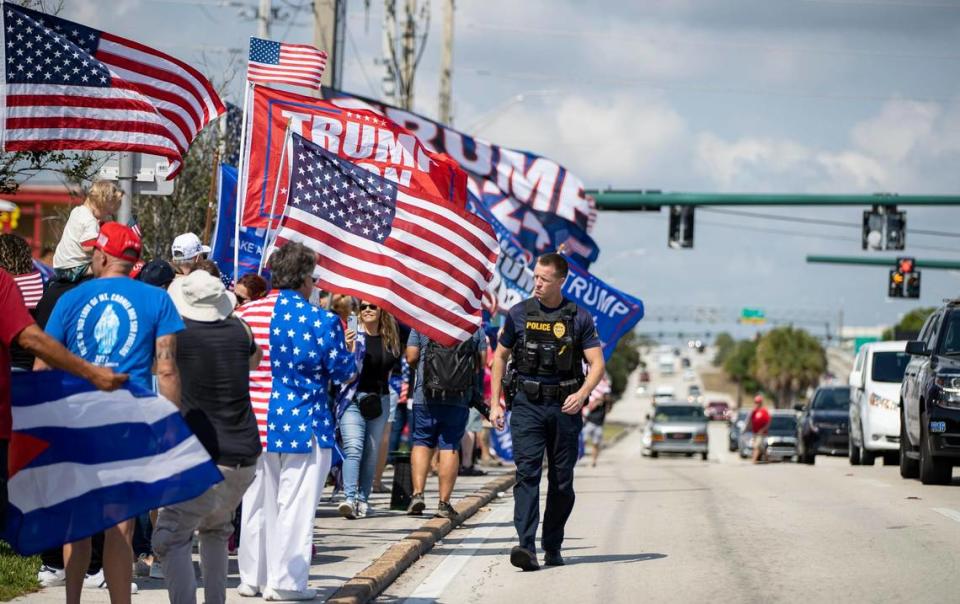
[868,393,898,410]
[934,375,960,407]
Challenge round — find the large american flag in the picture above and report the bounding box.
[0,3,224,175]
[247,37,327,90]
[274,133,498,346]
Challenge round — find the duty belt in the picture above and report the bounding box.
[518,378,581,403]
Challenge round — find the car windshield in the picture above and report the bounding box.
[942,313,960,355]
[770,416,797,431]
[813,388,849,410]
[871,351,911,383]
[654,406,705,422]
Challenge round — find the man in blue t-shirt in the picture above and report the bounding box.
[489,253,604,572]
[40,222,184,603]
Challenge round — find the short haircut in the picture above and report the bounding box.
[537,252,568,280]
[268,242,316,291]
[194,258,221,278]
[87,180,123,213]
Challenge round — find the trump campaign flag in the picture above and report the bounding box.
[320,88,599,264]
[562,259,644,361]
[210,163,266,282]
[273,133,498,346]
[3,371,223,555]
[239,85,467,229]
[0,3,224,176]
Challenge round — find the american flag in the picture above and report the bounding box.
[1,4,224,175]
[235,291,280,448]
[274,133,498,347]
[247,37,327,90]
[13,271,43,309]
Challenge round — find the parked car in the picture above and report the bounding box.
[642,404,709,460]
[796,386,850,464]
[706,400,731,421]
[848,341,909,466]
[740,411,798,461]
[729,409,749,451]
[900,300,960,485]
[653,385,676,404]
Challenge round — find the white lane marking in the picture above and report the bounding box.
[932,508,960,524]
[403,505,513,603]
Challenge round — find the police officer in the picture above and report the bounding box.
[489,253,604,571]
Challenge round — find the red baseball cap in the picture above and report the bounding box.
[94,222,142,263]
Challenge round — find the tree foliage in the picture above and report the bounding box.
[752,327,825,408]
[723,339,759,394]
[606,331,640,397]
[713,332,735,367]
[883,307,935,340]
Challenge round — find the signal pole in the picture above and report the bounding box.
[381,0,398,104]
[314,0,345,89]
[258,0,271,37]
[400,0,417,110]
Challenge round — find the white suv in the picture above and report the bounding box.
[848,341,910,465]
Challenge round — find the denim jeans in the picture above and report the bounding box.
[340,393,390,502]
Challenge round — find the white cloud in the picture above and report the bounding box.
[850,98,939,162]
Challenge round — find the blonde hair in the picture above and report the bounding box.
[86,181,123,214]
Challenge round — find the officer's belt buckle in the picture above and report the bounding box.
[541,384,560,400]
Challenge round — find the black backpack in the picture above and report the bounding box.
[422,338,476,397]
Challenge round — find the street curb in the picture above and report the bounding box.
[325,472,516,604]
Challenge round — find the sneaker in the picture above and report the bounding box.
[355,500,369,519]
[133,553,152,578]
[458,465,486,477]
[406,493,425,516]
[237,583,261,597]
[434,500,457,520]
[149,559,165,579]
[337,499,356,519]
[37,564,66,587]
[263,587,317,601]
[83,570,139,593]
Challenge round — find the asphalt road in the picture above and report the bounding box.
[380,349,960,604]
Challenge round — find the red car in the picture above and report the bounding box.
[706,401,731,421]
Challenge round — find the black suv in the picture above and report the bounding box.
[899,301,960,485]
[796,385,850,464]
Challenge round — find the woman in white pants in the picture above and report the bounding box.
[236,243,356,601]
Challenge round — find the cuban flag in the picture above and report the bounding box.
[4,371,223,556]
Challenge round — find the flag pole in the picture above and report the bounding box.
[258,121,293,275]
[201,147,219,246]
[233,76,253,281]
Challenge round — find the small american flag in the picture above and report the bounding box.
[274,133,498,346]
[13,271,43,310]
[1,3,224,176]
[248,37,327,90]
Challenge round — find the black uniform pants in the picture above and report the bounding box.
[510,391,582,553]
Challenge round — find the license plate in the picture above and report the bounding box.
[930,421,947,433]
[669,433,690,440]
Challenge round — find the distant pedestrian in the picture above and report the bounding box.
[583,391,612,468]
[234,273,268,307]
[152,270,261,604]
[747,395,771,464]
[170,232,210,277]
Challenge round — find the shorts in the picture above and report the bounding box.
[752,434,767,451]
[465,407,483,433]
[412,403,469,450]
[582,421,603,445]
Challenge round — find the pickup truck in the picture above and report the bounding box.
[899,300,960,485]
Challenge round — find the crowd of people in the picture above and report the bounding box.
[0,181,576,603]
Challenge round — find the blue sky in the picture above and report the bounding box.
[60,0,960,337]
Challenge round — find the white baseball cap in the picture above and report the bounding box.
[168,270,236,322]
[171,232,211,262]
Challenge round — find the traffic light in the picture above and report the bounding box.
[906,271,921,299]
[897,256,915,274]
[863,205,906,251]
[668,205,694,249]
[888,270,905,298]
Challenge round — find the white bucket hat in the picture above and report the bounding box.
[168,270,236,322]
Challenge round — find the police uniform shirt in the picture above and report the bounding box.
[499,297,601,384]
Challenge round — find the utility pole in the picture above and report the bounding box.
[400,0,416,110]
[437,0,454,124]
[314,0,345,89]
[258,0,271,37]
[381,0,398,104]
[117,152,134,225]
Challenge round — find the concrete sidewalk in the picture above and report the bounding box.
[17,464,515,603]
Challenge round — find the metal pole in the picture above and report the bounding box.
[587,190,960,209]
[806,255,960,270]
[258,0,271,37]
[233,81,253,278]
[400,0,416,110]
[258,123,293,275]
[438,0,454,124]
[117,152,134,225]
[382,0,398,104]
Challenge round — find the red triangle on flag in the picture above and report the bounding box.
[8,431,50,478]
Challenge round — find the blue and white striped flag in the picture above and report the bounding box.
[4,371,223,555]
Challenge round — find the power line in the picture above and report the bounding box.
[699,207,960,239]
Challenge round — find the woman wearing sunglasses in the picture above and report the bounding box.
[337,300,401,518]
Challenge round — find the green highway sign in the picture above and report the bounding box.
[740,308,766,325]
